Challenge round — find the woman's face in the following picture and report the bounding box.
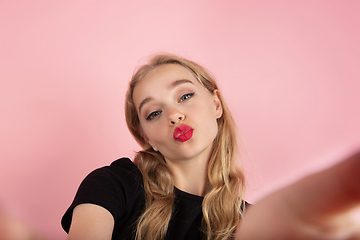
[133,64,223,163]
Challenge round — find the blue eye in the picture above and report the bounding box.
[146,111,161,121]
[180,92,194,102]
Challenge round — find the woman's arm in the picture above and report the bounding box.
[67,203,115,240]
[236,151,360,239]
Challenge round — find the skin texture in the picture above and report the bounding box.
[67,204,114,240]
[236,151,360,240]
[133,64,222,196]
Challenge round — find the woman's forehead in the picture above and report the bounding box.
[134,64,198,91]
[145,64,194,81]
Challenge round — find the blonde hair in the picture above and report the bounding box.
[125,54,245,240]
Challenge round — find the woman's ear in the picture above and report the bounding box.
[213,89,223,119]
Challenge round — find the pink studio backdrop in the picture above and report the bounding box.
[1,1,359,239]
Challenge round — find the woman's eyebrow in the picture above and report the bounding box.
[138,97,153,115]
[168,79,194,89]
[138,79,194,114]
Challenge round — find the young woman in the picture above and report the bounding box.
[62,54,247,240]
[62,53,360,240]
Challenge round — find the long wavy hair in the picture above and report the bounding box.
[125,53,246,240]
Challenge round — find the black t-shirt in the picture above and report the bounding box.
[61,158,204,239]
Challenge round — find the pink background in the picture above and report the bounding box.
[1,1,359,239]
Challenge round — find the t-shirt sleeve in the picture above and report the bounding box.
[61,158,143,233]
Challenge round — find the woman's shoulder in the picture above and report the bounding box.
[93,157,138,173]
[86,157,142,184]
[61,157,145,233]
[109,157,138,169]
[77,157,144,206]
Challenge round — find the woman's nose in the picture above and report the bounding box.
[168,108,185,125]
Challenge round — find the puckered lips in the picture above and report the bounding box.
[173,124,193,142]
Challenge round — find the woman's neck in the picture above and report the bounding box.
[165,156,209,197]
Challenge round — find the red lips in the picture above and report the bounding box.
[173,124,193,142]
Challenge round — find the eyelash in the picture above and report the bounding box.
[145,92,195,121]
[180,92,195,102]
[146,111,161,121]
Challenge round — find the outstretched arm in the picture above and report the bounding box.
[236,151,360,239]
